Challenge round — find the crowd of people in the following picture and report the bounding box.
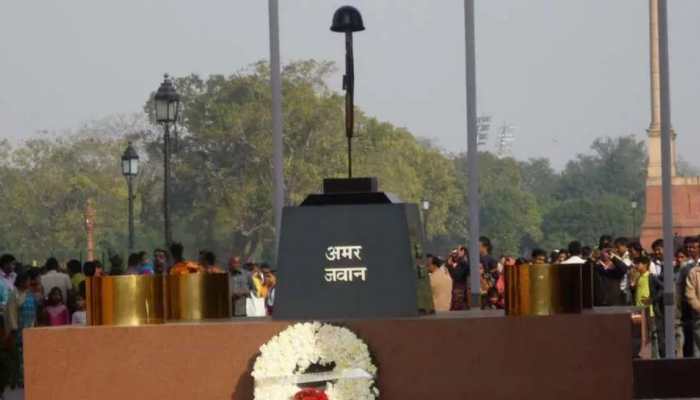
[425,235,700,360]
[0,241,278,390]
[3,234,700,389]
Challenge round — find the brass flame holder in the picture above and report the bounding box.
[505,263,583,316]
[87,273,230,326]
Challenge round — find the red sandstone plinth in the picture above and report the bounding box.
[24,311,632,400]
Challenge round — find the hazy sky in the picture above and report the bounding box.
[1,0,699,169]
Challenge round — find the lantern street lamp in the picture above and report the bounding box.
[331,5,364,179]
[121,142,140,252]
[154,74,181,246]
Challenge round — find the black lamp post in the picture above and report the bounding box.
[631,201,638,238]
[421,199,430,251]
[121,142,139,252]
[154,74,181,247]
[331,6,364,179]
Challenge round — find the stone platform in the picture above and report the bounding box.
[23,310,632,400]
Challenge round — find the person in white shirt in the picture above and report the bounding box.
[72,294,87,325]
[40,257,72,304]
[650,239,664,276]
[0,254,17,288]
[562,241,587,264]
[0,254,17,330]
[612,237,633,305]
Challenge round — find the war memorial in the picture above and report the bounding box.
[18,1,700,399]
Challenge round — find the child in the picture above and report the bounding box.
[44,287,69,326]
[71,294,87,325]
[634,256,652,313]
[634,256,655,358]
[6,272,38,387]
[483,287,503,310]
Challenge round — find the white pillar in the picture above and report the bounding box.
[647,0,676,181]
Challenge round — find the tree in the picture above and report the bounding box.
[541,195,634,249]
[137,60,462,259]
[557,135,646,202]
[0,133,134,262]
[519,158,559,207]
[451,152,543,256]
[0,60,651,261]
[541,135,646,247]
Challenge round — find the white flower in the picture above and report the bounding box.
[251,322,378,399]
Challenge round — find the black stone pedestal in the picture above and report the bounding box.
[274,179,426,319]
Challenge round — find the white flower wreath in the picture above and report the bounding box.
[251,322,379,400]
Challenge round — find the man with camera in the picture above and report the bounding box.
[593,236,629,306]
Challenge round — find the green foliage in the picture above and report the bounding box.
[452,152,543,256]
[541,135,646,249]
[518,157,559,210]
[0,134,131,262]
[0,60,650,261]
[557,136,646,202]
[540,195,634,250]
[137,60,462,259]
[445,135,646,255]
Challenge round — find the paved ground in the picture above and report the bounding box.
[1,389,22,400]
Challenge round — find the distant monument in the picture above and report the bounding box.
[273,6,429,319]
[640,0,700,247]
